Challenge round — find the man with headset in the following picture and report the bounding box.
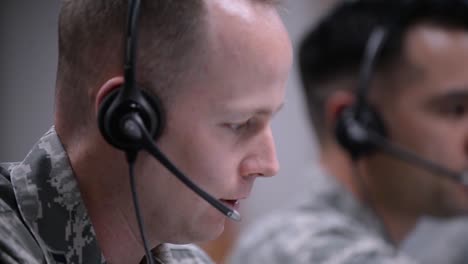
[230,0,468,263]
[0,0,292,263]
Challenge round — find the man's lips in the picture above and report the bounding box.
[220,199,241,209]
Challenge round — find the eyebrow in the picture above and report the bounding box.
[431,88,468,101]
[254,102,284,116]
[223,102,285,120]
[425,88,468,106]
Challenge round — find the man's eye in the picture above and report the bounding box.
[445,103,467,118]
[228,120,250,132]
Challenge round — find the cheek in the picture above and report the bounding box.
[391,113,464,168]
[135,154,172,198]
[386,106,444,153]
[164,127,241,188]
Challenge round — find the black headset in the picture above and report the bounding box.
[96,1,162,262]
[334,0,418,160]
[98,0,164,154]
[334,25,389,161]
[334,0,468,183]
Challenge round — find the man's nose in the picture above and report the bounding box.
[240,127,280,178]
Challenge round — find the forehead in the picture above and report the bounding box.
[175,0,292,101]
[378,22,468,100]
[405,22,468,71]
[204,0,291,70]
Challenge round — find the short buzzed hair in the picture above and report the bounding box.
[55,0,206,128]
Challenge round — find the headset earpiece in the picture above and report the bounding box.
[334,104,387,160]
[333,22,389,160]
[98,84,164,152]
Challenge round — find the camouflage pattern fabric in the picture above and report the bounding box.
[0,127,213,264]
[229,170,418,264]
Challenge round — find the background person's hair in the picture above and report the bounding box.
[299,0,468,142]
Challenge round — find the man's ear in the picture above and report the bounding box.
[325,90,356,133]
[95,76,125,116]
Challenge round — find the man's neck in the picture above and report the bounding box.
[319,145,362,199]
[320,144,419,246]
[66,135,155,264]
[373,207,419,245]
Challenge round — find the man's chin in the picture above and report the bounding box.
[196,214,226,241]
[167,214,226,244]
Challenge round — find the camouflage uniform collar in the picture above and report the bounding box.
[10,127,104,264]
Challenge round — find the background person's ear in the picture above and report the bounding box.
[324,90,355,133]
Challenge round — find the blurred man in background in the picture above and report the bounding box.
[230,0,468,263]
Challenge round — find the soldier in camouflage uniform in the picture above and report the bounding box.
[0,0,292,263]
[230,1,468,263]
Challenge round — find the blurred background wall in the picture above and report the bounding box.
[0,1,60,157]
[3,1,468,264]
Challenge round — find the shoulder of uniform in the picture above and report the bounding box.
[0,163,17,213]
[0,162,16,181]
[0,162,44,264]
